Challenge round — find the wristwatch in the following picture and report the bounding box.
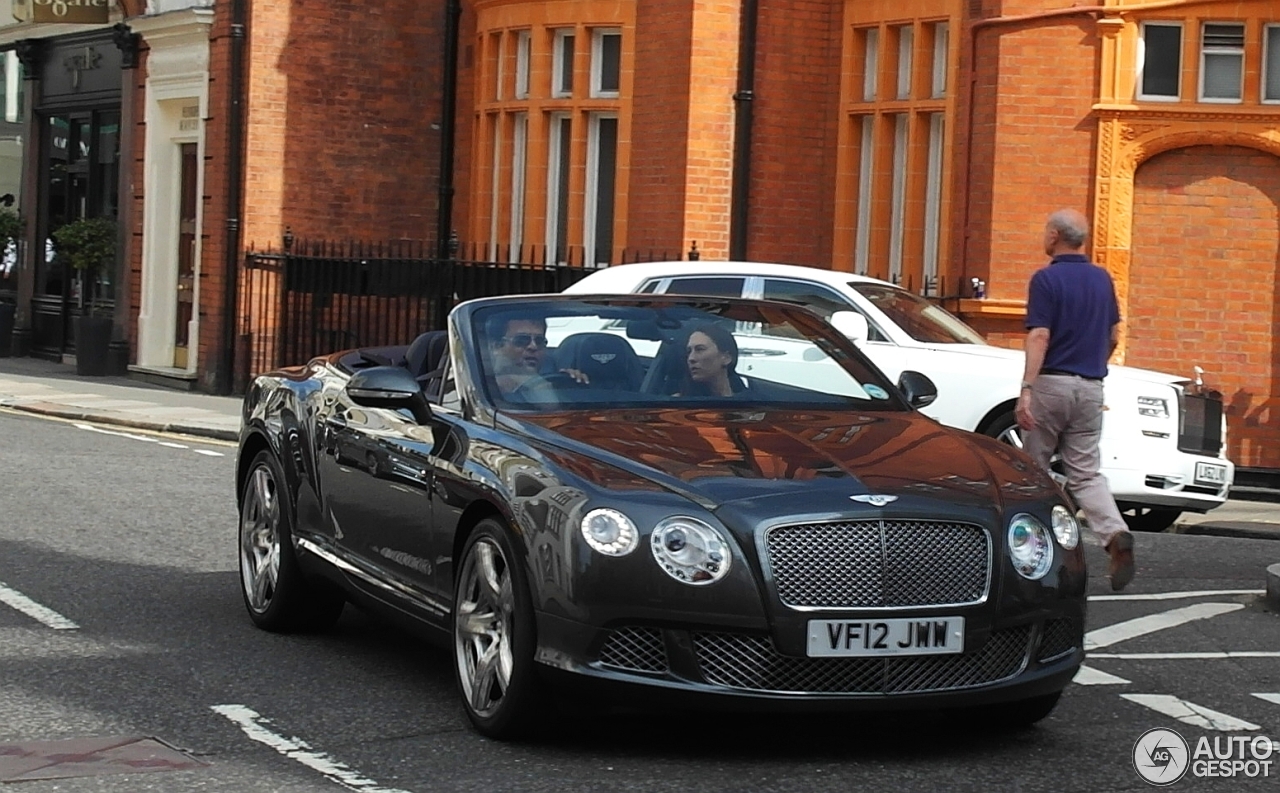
[1020,381,1033,390]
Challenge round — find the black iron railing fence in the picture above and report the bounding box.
[235,238,680,389]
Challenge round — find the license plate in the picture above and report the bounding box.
[1194,461,1226,486]
[806,617,965,658]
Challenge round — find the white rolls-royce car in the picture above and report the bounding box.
[563,261,1233,532]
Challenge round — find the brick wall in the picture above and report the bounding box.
[1128,145,1280,470]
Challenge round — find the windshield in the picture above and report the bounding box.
[852,284,988,345]
[470,298,909,413]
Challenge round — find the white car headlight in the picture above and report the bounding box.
[1050,505,1079,550]
[1008,514,1054,580]
[1137,396,1169,418]
[580,508,639,556]
[651,517,731,585]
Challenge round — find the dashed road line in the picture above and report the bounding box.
[211,704,409,793]
[72,422,226,457]
[1084,602,1244,651]
[1121,694,1261,731]
[1090,651,1280,660]
[1089,589,1264,602]
[1073,665,1131,686]
[0,582,78,630]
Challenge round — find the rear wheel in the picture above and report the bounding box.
[238,450,345,632]
[1122,506,1181,533]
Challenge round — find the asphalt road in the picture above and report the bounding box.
[2,408,1278,792]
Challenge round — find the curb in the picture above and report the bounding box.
[1170,522,1280,542]
[1268,564,1280,609]
[2,401,239,443]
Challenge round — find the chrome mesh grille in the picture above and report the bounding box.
[1036,618,1080,663]
[766,520,990,608]
[598,627,669,673]
[693,627,1031,694]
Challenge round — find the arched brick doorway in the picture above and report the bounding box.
[1128,145,1280,471]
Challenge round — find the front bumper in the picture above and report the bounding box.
[534,609,1084,711]
[1100,437,1234,513]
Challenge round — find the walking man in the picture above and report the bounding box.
[1016,209,1135,591]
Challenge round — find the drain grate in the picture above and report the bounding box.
[0,735,206,783]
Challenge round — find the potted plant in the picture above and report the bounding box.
[0,207,20,357]
[51,216,117,376]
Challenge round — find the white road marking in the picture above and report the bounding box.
[0,582,79,630]
[1121,694,1261,731]
[1254,693,1280,706]
[1073,665,1131,685]
[1084,602,1243,651]
[73,422,225,457]
[193,449,225,457]
[158,441,188,449]
[1090,589,1263,602]
[1091,652,1280,660]
[211,704,410,793]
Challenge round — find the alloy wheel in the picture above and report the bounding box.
[240,464,282,614]
[454,539,516,719]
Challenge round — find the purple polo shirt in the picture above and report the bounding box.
[1024,254,1121,380]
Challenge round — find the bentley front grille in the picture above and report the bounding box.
[692,627,1031,694]
[1036,618,1081,663]
[766,520,991,609]
[598,626,669,674]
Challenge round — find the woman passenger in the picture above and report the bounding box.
[678,323,743,397]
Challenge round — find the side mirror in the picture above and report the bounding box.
[830,310,869,344]
[346,366,433,424]
[897,370,938,409]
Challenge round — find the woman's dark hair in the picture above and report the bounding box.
[677,322,742,396]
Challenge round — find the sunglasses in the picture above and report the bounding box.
[503,334,549,349]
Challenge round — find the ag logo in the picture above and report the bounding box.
[1133,728,1189,786]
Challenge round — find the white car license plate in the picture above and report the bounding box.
[806,617,965,658]
[1194,461,1226,486]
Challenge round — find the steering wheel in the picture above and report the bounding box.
[510,371,586,402]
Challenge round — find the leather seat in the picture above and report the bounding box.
[404,330,449,396]
[554,332,644,391]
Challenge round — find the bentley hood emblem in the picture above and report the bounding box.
[591,353,616,364]
[850,494,898,507]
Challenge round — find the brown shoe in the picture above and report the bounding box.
[1106,531,1135,591]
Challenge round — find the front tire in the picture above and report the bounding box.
[1122,506,1181,533]
[238,450,345,633]
[453,518,545,739]
[984,410,1065,481]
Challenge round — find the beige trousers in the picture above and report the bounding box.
[1025,374,1129,545]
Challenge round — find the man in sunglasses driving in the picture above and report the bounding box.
[486,314,589,398]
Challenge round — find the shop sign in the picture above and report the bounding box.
[13,0,111,24]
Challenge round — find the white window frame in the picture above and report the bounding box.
[515,30,531,100]
[930,22,948,99]
[545,112,572,263]
[488,115,503,262]
[553,29,575,99]
[494,33,505,101]
[584,112,618,266]
[1137,21,1183,102]
[1198,21,1244,103]
[896,25,914,100]
[862,28,879,102]
[4,51,20,123]
[854,115,874,275]
[591,28,621,99]
[1263,23,1280,103]
[887,114,908,282]
[922,113,945,295]
[509,112,528,261]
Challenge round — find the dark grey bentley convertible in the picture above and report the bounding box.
[236,293,1086,738]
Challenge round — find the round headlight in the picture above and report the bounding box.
[580,508,639,556]
[650,517,731,585]
[1051,505,1080,550]
[1007,513,1054,580]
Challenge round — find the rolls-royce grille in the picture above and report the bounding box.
[1036,618,1081,663]
[598,626,669,673]
[766,520,990,608]
[1178,392,1224,456]
[692,627,1030,694]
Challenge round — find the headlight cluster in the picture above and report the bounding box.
[1051,505,1080,550]
[579,510,732,586]
[1137,396,1170,418]
[1007,514,1054,580]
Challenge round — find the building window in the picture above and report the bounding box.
[553,29,575,98]
[922,113,944,295]
[591,29,621,98]
[895,25,913,100]
[491,32,504,100]
[1199,22,1244,102]
[862,28,879,102]
[546,113,572,262]
[1264,24,1280,103]
[1138,22,1182,100]
[509,113,528,260]
[888,114,908,282]
[514,30,531,100]
[930,22,948,99]
[585,113,618,265]
[854,116,874,275]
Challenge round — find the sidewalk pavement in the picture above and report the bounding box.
[0,356,1277,541]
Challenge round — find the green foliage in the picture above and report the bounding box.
[52,217,117,276]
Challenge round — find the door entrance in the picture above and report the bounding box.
[173,143,197,369]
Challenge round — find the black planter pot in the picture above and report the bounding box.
[75,315,113,377]
[0,302,14,358]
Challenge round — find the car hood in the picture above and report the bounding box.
[923,343,1189,387]
[510,409,1058,514]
